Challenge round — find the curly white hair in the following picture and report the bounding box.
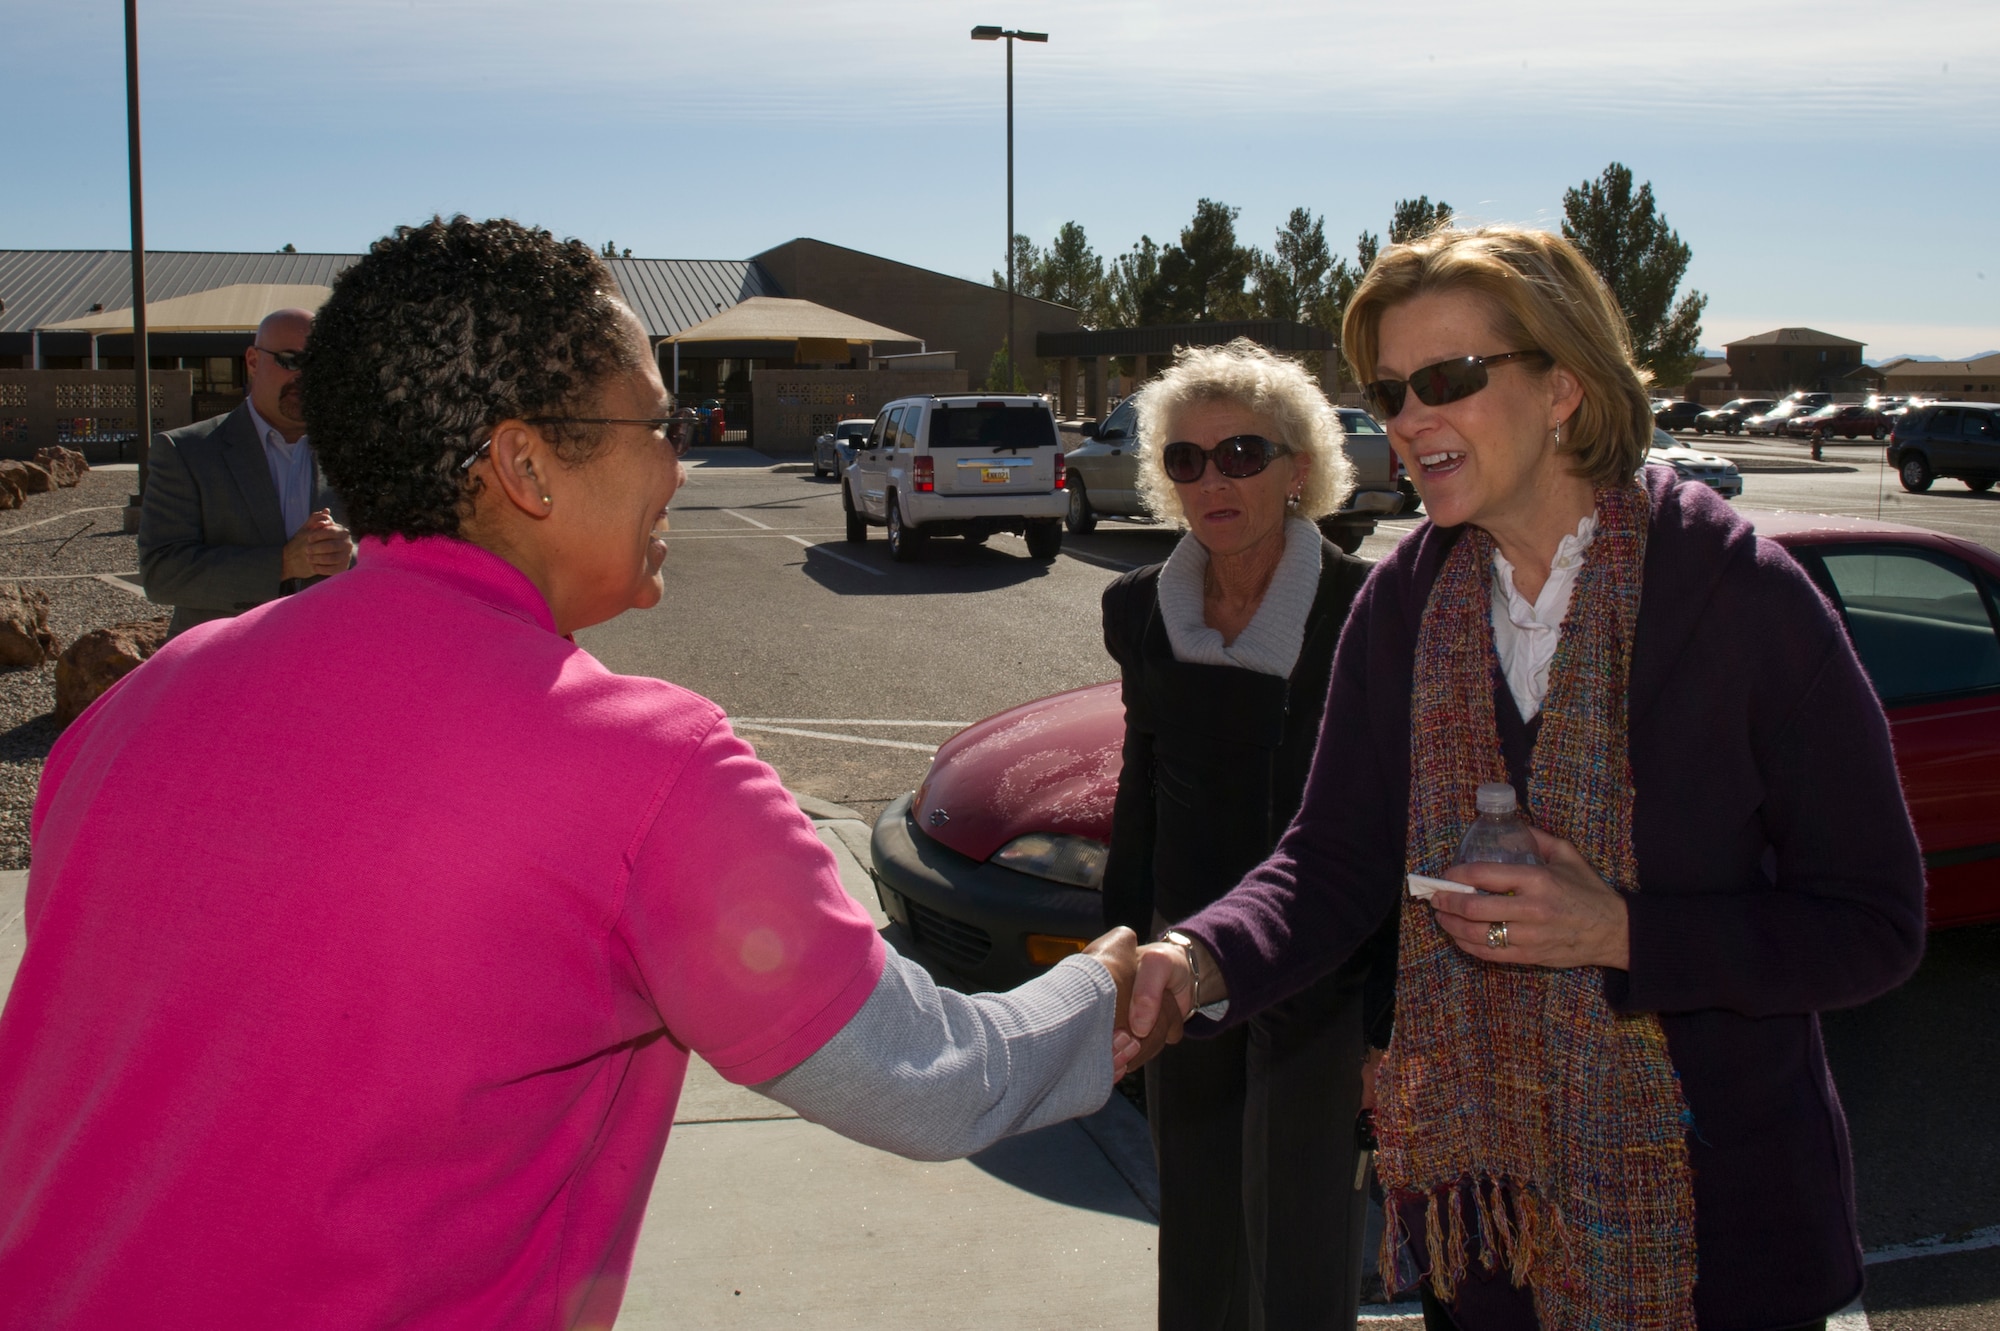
[1132,338,1355,526]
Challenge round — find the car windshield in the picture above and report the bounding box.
[835,422,872,439]
[928,403,1059,450]
[1338,410,1386,434]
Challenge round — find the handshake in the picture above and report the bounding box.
[1081,926,1219,1080]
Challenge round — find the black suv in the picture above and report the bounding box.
[1654,400,1706,432]
[1695,398,1776,435]
[1887,402,2000,494]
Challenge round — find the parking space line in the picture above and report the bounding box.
[1864,1221,2000,1265]
[722,508,774,529]
[784,535,885,577]
[731,722,937,752]
[666,530,843,539]
[733,718,970,728]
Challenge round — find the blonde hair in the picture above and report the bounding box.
[1134,338,1355,525]
[1341,225,1654,488]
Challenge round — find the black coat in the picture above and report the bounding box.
[1100,537,1369,931]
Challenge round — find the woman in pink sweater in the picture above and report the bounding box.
[0,216,1136,1329]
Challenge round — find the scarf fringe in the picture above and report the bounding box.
[1383,1178,1576,1306]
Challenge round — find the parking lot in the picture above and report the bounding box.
[573,442,2000,1329]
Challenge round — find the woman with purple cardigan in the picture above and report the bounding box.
[1117,226,1927,1331]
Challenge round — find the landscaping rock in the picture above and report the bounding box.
[0,474,22,510]
[0,461,53,496]
[33,447,89,487]
[55,619,169,727]
[0,585,58,668]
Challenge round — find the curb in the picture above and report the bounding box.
[794,792,866,823]
[1723,458,1858,475]
[1077,1093,1159,1218]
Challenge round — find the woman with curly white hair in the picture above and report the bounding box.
[1101,337,1395,1328]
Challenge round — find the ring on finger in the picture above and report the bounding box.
[1486,921,1509,950]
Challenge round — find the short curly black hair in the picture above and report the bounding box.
[302,215,645,539]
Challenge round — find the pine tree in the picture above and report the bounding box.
[1561,163,1707,384]
[1153,199,1255,323]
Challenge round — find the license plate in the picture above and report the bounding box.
[980,467,1010,483]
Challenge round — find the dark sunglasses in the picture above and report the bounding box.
[458,416,692,472]
[251,345,304,372]
[1362,350,1551,420]
[1161,435,1287,484]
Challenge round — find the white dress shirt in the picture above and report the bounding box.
[1490,512,1599,723]
[245,400,316,540]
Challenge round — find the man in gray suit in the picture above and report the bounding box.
[139,308,354,637]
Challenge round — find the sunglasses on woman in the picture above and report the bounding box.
[1361,350,1551,420]
[1161,435,1287,484]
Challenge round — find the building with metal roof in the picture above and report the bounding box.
[0,249,778,353]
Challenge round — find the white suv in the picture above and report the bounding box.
[842,394,1068,562]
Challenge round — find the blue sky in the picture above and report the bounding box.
[6,0,1997,358]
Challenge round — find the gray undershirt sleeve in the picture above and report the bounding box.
[752,947,1115,1162]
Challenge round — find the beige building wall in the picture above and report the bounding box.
[0,369,195,461]
[751,368,970,455]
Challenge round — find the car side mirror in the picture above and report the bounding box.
[1080,420,1100,439]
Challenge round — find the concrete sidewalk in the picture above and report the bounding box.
[615,800,1166,1328]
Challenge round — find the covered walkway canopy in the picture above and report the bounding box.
[665,296,919,362]
[42,283,332,334]
[1035,318,1338,418]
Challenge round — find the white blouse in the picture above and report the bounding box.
[1490,512,1599,723]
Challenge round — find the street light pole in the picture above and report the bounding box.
[971,25,1046,394]
[122,0,150,531]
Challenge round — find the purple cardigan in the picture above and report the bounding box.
[1177,467,1927,1330]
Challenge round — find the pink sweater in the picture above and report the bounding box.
[0,535,885,1328]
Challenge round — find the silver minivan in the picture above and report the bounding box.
[843,394,1069,562]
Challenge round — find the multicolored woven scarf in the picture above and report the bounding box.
[1375,482,1697,1331]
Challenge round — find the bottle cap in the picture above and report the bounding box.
[1475,782,1518,815]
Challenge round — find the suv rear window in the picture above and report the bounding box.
[927,404,1059,451]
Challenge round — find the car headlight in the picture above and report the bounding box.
[991,833,1108,890]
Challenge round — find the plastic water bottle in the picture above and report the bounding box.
[1452,782,1542,865]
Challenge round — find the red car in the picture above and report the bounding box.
[1783,403,1889,443]
[870,512,2000,986]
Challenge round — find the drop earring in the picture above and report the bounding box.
[1553,418,1563,448]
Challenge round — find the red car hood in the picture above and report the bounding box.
[916,682,1124,864]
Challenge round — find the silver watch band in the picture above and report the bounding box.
[1161,929,1203,1008]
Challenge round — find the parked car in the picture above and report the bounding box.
[1783,403,1889,443]
[1654,400,1707,432]
[1744,400,1818,436]
[1694,399,1776,435]
[1062,393,1407,551]
[841,394,1068,561]
[1887,401,2000,494]
[870,512,2000,986]
[1648,429,1743,498]
[812,418,874,479]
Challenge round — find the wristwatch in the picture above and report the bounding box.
[1160,929,1205,1007]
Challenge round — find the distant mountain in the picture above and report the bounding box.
[1867,350,2000,366]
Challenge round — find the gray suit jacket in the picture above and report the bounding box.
[137,403,346,637]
